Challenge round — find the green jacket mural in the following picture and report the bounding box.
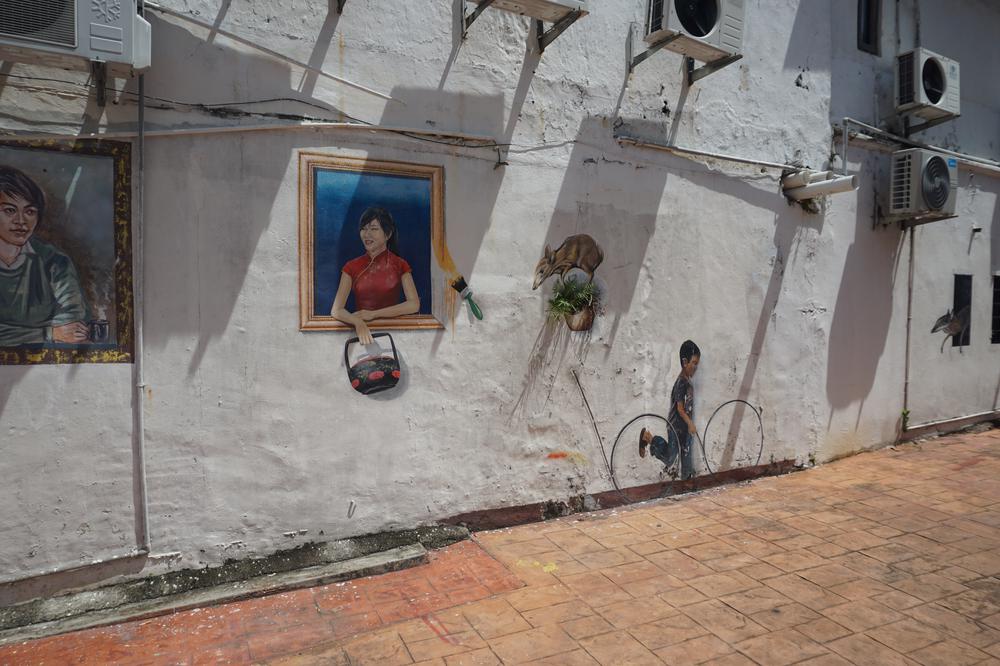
[0,239,88,345]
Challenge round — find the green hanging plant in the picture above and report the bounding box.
[546,277,599,320]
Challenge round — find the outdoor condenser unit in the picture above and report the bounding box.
[0,0,151,75]
[889,148,958,220]
[895,48,960,121]
[467,0,589,23]
[645,0,744,63]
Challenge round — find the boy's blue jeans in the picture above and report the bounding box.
[650,429,695,479]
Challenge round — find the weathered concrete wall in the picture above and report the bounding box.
[0,0,997,588]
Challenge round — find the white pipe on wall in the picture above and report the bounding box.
[780,169,834,189]
[782,174,858,200]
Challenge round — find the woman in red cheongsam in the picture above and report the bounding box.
[331,207,420,344]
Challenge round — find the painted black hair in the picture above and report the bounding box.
[359,206,398,254]
[680,339,701,365]
[0,166,45,222]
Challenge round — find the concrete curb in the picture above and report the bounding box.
[0,543,428,646]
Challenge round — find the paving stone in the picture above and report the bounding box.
[577,629,662,665]
[735,627,829,665]
[5,429,1000,665]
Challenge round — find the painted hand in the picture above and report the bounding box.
[355,310,377,322]
[52,321,89,343]
[355,321,374,345]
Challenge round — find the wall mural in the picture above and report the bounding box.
[298,154,444,337]
[0,140,133,365]
[639,340,701,480]
[533,233,604,331]
[932,305,970,352]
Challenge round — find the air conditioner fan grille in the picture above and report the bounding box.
[921,156,950,211]
[0,0,76,47]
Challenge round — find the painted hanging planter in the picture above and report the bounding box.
[546,276,600,332]
[565,305,596,331]
[532,234,604,332]
[345,333,401,395]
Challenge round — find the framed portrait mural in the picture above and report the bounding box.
[298,153,444,332]
[0,139,133,365]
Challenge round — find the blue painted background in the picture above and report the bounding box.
[313,168,433,316]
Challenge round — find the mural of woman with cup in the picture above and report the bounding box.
[330,206,420,345]
[0,165,93,346]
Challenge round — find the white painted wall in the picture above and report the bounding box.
[0,0,997,588]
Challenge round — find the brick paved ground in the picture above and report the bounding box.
[3,427,999,664]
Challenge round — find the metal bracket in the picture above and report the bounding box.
[462,0,496,40]
[536,9,584,53]
[903,114,959,138]
[686,54,742,85]
[336,0,346,13]
[881,211,958,228]
[91,61,108,107]
[627,32,682,74]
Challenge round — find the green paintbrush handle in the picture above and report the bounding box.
[466,295,483,320]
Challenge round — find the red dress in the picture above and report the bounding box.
[341,250,412,311]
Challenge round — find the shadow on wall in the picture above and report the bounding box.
[379,85,508,358]
[533,116,666,356]
[515,113,824,474]
[825,165,903,429]
[0,367,29,419]
[672,161,821,472]
[133,15,349,375]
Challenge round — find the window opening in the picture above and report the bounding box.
[858,0,881,55]
[953,274,972,347]
[992,275,999,344]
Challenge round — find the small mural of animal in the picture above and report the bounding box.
[532,234,604,290]
[931,305,970,352]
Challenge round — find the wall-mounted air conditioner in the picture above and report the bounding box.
[889,148,957,220]
[468,0,588,23]
[895,48,960,122]
[645,0,744,63]
[0,0,151,75]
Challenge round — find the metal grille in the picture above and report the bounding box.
[0,1,76,47]
[891,154,912,211]
[647,0,664,33]
[897,51,915,105]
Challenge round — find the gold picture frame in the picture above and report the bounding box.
[298,152,445,332]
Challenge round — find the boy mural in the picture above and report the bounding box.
[639,339,701,479]
[0,165,89,346]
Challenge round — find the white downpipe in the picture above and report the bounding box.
[133,70,150,554]
[783,174,858,201]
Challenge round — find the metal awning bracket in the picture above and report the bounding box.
[536,9,584,53]
[686,54,742,85]
[627,32,682,74]
[463,0,497,40]
[903,114,960,138]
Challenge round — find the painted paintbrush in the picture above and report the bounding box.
[450,276,483,321]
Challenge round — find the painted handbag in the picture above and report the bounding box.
[344,332,401,395]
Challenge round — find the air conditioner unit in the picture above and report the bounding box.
[889,148,958,220]
[0,0,151,75]
[468,0,588,23]
[645,0,744,63]
[895,48,960,121]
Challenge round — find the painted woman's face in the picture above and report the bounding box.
[360,219,388,255]
[0,192,39,248]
